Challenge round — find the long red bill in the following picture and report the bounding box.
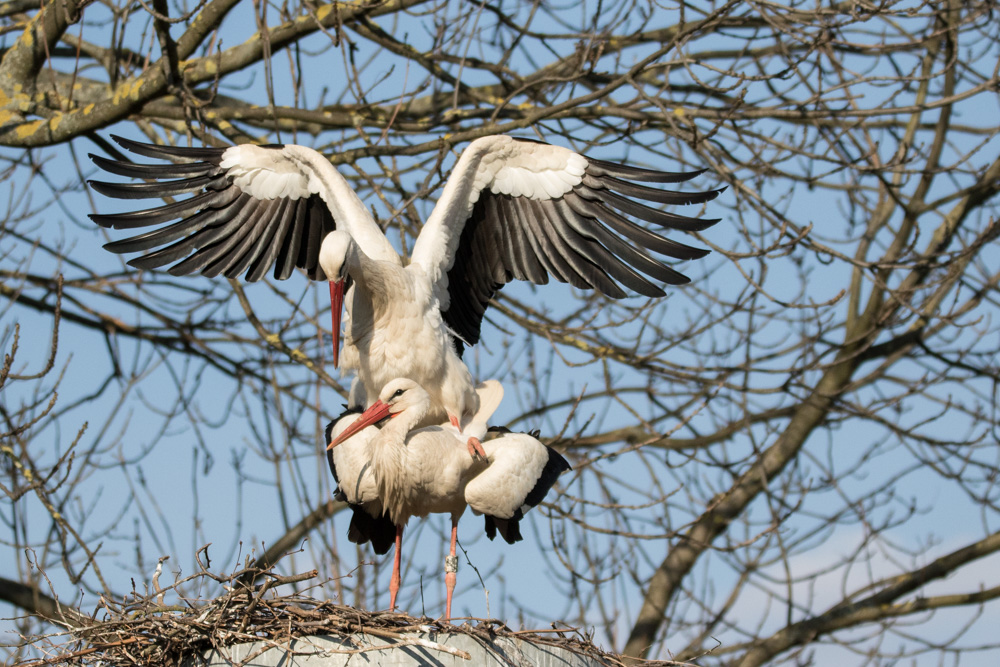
[327,400,391,450]
[329,279,345,368]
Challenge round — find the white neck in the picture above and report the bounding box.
[369,397,429,522]
[344,242,412,316]
[282,145,400,265]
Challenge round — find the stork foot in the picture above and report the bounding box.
[467,437,487,463]
[389,580,399,612]
[445,556,458,618]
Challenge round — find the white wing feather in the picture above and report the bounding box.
[221,145,314,201]
[328,414,380,506]
[459,379,504,438]
[219,144,400,264]
[464,433,549,518]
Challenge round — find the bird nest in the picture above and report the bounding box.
[13,560,687,667]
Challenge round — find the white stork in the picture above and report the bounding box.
[324,405,395,556]
[317,230,483,458]
[88,135,721,455]
[324,379,503,555]
[327,377,570,617]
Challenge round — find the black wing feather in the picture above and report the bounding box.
[485,445,571,545]
[547,199,655,296]
[88,135,336,282]
[89,173,228,199]
[347,509,396,555]
[102,193,244,254]
[91,188,237,229]
[275,201,309,281]
[502,196,556,283]
[122,193,253,271]
[89,153,213,179]
[111,135,227,162]
[563,192,709,262]
[214,198,287,279]
[181,199,275,278]
[324,412,396,556]
[441,140,722,349]
[584,159,709,184]
[247,199,296,282]
[577,185,718,232]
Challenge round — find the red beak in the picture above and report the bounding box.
[327,400,392,450]
[329,279,345,368]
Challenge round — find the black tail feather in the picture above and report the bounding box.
[485,516,524,544]
[348,507,395,555]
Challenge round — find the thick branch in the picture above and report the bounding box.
[730,531,1000,667]
[0,576,89,628]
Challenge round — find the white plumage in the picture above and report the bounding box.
[324,379,505,556]
[317,230,481,439]
[328,378,569,617]
[89,134,716,616]
[90,134,718,451]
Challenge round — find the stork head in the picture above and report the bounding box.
[319,231,352,369]
[376,378,430,415]
[327,378,430,450]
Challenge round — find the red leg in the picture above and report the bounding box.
[445,519,459,618]
[449,414,461,428]
[389,524,403,611]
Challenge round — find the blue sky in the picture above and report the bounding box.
[3,1,1000,664]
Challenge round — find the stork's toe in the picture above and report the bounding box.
[467,437,487,462]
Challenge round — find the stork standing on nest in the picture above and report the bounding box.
[89,135,721,457]
[324,379,504,556]
[328,378,570,618]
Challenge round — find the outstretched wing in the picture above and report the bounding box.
[409,136,722,353]
[89,136,337,281]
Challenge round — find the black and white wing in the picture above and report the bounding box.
[409,135,722,352]
[89,135,340,281]
[467,433,571,544]
[325,410,395,555]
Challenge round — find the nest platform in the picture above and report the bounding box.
[14,565,675,667]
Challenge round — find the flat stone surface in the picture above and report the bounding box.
[191,632,607,666]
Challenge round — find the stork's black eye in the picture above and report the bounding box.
[392,388,404,398]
